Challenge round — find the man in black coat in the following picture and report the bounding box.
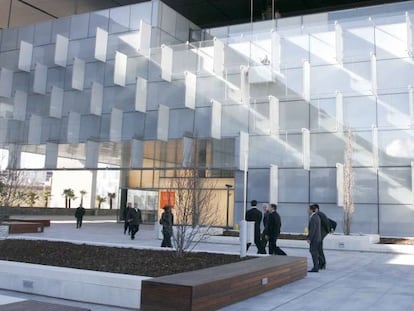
[75,204,85,228]
[315,204,331,270]
[264,203,283,255]
[307,204,321,272]
[123,202,132,235]
[245,200,265,254]
[127,204,142,240]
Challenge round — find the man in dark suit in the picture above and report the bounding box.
[264,203,283,255]
[315,204,331,270]
[245,200,265,254]
[307,204,321,272]
[127,204,142,240]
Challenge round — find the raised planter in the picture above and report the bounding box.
[0,260,150,309]
[324,233,380,251]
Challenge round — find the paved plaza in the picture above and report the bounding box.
[1,216,414,310]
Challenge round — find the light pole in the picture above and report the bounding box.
[225,184,233,230]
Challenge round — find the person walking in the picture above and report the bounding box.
[315,204,331,270]
[160,205,174,248]
[265,203,285,255]
[127,203,142,240]
[75,204,85,229]
[123,202,132,235]
[307,204,321,272]
[261,203,270,253]
[246,200,265,254]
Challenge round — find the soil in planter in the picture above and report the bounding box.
[0,239,251,277]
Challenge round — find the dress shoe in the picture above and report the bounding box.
[308,268,319,272]
[319,263,326,270]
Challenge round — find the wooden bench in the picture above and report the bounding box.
[0,300,90,311]
[2,221,44,234]
[141,255,307,311]
[8,219,50,227]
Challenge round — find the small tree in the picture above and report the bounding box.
[25,191,39,207]
[343,128,354,235]
[169,137,219,257]
[79,190,87,206]
[62,188,75,209]
[96,195,106,209]
[107,192,116,209]
[42,189,51,208]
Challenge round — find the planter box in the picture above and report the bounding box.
[324,234,380,251]
[0,260,150,309]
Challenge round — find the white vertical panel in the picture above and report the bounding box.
[114,51,127,87]
[371,53,377,95]
[336,91,343,132]
[409,86,414,127]
[182,136,193,167]
[184,71,196,109]
[211,99,222,139]
[95,27,108,62]
[50,86,64,118]
[85,140,99,168]
[157,104,169,141]
[72,57,85,91]
[33,63,47,94]
[161,45,173,82]
[213,38,224,78]
[131,139,143,168]
[302,128,310,170]
[271,30,281,72]
[7,144,21,169]
[237,131,249,171]
[372,125,378,168]
[335,21,343,64]
[303,60,310,102]
[45,142,58,169]
[269,95,279,136]
[13,90,27,121]
[0,68,13,98]
[336,163,344,206]
[135,77,147,112]
[54,34,69,67]
[269,164,278,204]
[138,20,151,58]
[407,13,413,57]
[90,82,103,116]
[110,108,123,141]
[240,65,249,104]
[412,161,414,206]
[67,111,80,143]
[28,115,42,144]
[18,41,33,72]
[0,119,7,143]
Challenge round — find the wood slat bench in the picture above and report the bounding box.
[141,255,307,311]
[8,219,50,227]
[2,222,44,234]
[0,300,90,311]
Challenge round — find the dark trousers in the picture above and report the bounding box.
[318,238,326,267]
[161,230,172,247]
[268,237,277,255]
[76,217,83,228]
[130,224,139,239]
[124,221,130,234]
[309,241,320,270]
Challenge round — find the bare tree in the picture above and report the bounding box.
[0,151,26,210]
[168,138,219,257]
[343,128,354,235]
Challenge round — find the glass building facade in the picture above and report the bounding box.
[1,0,414,236]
